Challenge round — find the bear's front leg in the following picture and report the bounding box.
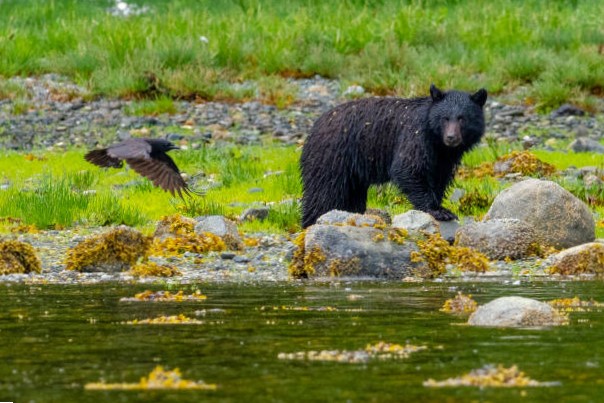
[391,170,458,222]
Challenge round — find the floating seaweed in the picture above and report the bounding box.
[548,296,604,312]
[124,314,203,325]
[85,365,217,390]
[423,364,558,388]
[120,290,207,302]
[440,292,478,315]
[278,342,427,364]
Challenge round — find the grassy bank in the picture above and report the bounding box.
[0,0,602,110]
[0,143,602,237]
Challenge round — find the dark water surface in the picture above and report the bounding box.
[1,281,603,402]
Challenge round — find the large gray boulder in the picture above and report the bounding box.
[303,224,424,279]
[455,219,538,260]
[468,296,566,327]
[194,215,243,250]
[568,137,604,154]
[484,179,595,249]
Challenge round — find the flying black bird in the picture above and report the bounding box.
[84,138,197,198]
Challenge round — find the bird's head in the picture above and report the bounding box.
[150,138,180,152]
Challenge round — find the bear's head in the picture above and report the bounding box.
[427,84,487,149]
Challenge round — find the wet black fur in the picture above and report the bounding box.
[300,85,487,228]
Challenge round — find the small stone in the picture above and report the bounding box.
[233,255,250,263]
[240,207,270,222]
[392,210,439,234]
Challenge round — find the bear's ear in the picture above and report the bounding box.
[430,84,444,102]
[471,88,487,107]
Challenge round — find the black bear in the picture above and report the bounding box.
[300,84,487,228]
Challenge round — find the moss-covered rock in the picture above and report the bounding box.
[0,240,41,274]
[65,226,151,272]
[290,224,423,279]
[151,215,226,256]
[493,151,556,177]
[411,233,490,277]
[547,242,604,275]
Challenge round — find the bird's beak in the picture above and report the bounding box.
[169,145,181,150]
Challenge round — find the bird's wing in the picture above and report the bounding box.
[125,152,195,198]
[106,138,152,160]
[84,149,123,168]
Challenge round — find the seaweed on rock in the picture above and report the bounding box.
[0,240,41,274]
[65,226,151,272]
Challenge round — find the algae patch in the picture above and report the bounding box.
[423,364,558,388]
[85,365,216,390]
[440,292,478,315]
[278,342,427,364]
[411,233,490,277]
[0,240,42,274]
[129,261,181,277]
[288,231,324,278]
[65,226,151,272]
[120,290,207,302]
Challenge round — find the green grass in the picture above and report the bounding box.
[0,143,602,237]
[0,0,602,110]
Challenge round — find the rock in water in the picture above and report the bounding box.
[468,296,566,327]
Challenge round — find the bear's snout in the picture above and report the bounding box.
[443,121,462,147]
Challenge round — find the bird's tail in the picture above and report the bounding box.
[84,149,123,168]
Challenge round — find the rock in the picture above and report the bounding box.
[484,179,595,249]
[0,240,42,274]
[194,215,243,250]
[65,226,151,273]
[342,85,365,97]
[240,207,270,222]
[468,296,566,327]
[392,210,439,234]
[546,242,604,275]
[301,224,423,279]
[153,214,197,240]
[316,210,386,227]
[550,103,585,118]
[455,219,538,260]
[438,220,460,244]
[568,137,604,153]
[364,208,392,225]
[449,188,465,203]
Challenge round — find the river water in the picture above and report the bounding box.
[1,281,602,402]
